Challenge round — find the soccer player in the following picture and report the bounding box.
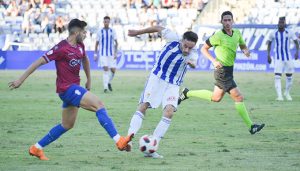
[94,16,118,93]
[8,19,133,161]
[178,11,265,135]
[126,25,199,158]
[267,17,299,101]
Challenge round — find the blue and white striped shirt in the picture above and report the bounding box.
[268,29,297,61]
[152,29,198,86]
[96,27,117,57]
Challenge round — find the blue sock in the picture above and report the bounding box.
[38,124,67,148]
[96,108,118,138]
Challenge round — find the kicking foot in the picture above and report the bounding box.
[178,88,189,105]
[249,123,265,134]
[116,134,134,151]
[108,83,113,91]
[29,145,49,160]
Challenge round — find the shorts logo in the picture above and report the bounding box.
[75,90,81,95]
[69,59,81,67]
[167,96,176,101]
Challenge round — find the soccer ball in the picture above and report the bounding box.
[139,135,159,154]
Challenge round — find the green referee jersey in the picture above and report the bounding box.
[206,29,246,66]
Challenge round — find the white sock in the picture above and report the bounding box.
[153,117,171,142]
[35,143,43,149]
[274,75,282,98]
[103,71,109,89]
[109,71,115,83]
[285,76,293,94]
[128,111,144,136]
[113,134,121,143]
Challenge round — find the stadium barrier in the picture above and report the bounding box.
[1,50,299,72]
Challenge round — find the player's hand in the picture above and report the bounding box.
[267,55,272,64]
[243,49,251,57]
[93,54,98,62]
[8,80,22,90]
[85,80,91,91]
[295,52,299,60]
[128,30,140,37]
[213,61,223,69]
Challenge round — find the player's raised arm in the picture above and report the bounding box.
[8,57,47,90]
[128,26,165,37]
[82,55,91,91]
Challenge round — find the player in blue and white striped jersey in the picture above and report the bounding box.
[94,16,118,93]
[126,26,198,158]
[267,17,299,101]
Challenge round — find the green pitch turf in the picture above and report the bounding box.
[1,70,299,171]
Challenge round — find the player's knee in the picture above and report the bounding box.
[163,105,175,119]
[138,103,149,114]
[235,95,244,102]
[211,96,222,102]
[62,123,74,130]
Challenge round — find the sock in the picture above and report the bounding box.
[128,111,144,136]
[275,75,282,98]
[235,102,253,129]
[109,71,115,83]
[103,71,109,89]
[285,76,292,94]
[187,90,212,101]
[37,124,67,148]
[153,117,171,142]
[96,108,119,141]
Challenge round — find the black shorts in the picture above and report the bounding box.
[214,66,237,93]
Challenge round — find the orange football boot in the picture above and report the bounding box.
[29,145,49,160]
[116,133,134,151]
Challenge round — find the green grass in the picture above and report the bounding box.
[1,70,300,171]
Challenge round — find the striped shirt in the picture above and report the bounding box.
[268,29,297,61]
[152,29,198,86]
[96,27,117,56]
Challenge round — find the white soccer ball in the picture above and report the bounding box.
[139,135,159,154]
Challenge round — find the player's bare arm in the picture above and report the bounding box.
[200,43,222,68]
[293,39,299,60]
[114,40,118,59]
[128,26,165,37]
[267,40,272,64]
[94,41,99,62]
[186,60,196,68]
[239,44,250,57]
[8,57,47,90]
[82,55,91,91]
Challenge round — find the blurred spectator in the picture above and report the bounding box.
[0,0,9,9]
[22,6,33,34]
[54,15,65,33]
[41,15,52,35]
[5,0,19,16]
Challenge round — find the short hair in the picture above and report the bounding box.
[68,19,87,32]
[183,31,198,43]
[279,16,286,21]
[221,11,233,20]
[104,16,110,20]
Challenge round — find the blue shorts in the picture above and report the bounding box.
[59,84,87,108]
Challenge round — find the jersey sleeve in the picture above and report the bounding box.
[289,30,298,41]
[42,43,63,63]
[161,28,180,42]
[96,30,101,42]
[207,32,220,47]
[267,30,275,42]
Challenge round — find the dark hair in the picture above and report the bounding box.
[221,11,233,20]
[104,16,110,20]
[183,31,198,43]
[68,19,87,32]
[279,16,286,21]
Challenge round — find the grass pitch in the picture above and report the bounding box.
[1,70,300,171]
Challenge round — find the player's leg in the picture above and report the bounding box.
[108,56,117,91]
[283,61,294,101]
[274,60,283,100]
[29,106,78,160]
[229,87,264,134]
[103,66,109,93]
[80,91,133,150]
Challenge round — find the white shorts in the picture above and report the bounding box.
[139,73,179,110]
[98,56,117,68]
[274,60,294,74]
